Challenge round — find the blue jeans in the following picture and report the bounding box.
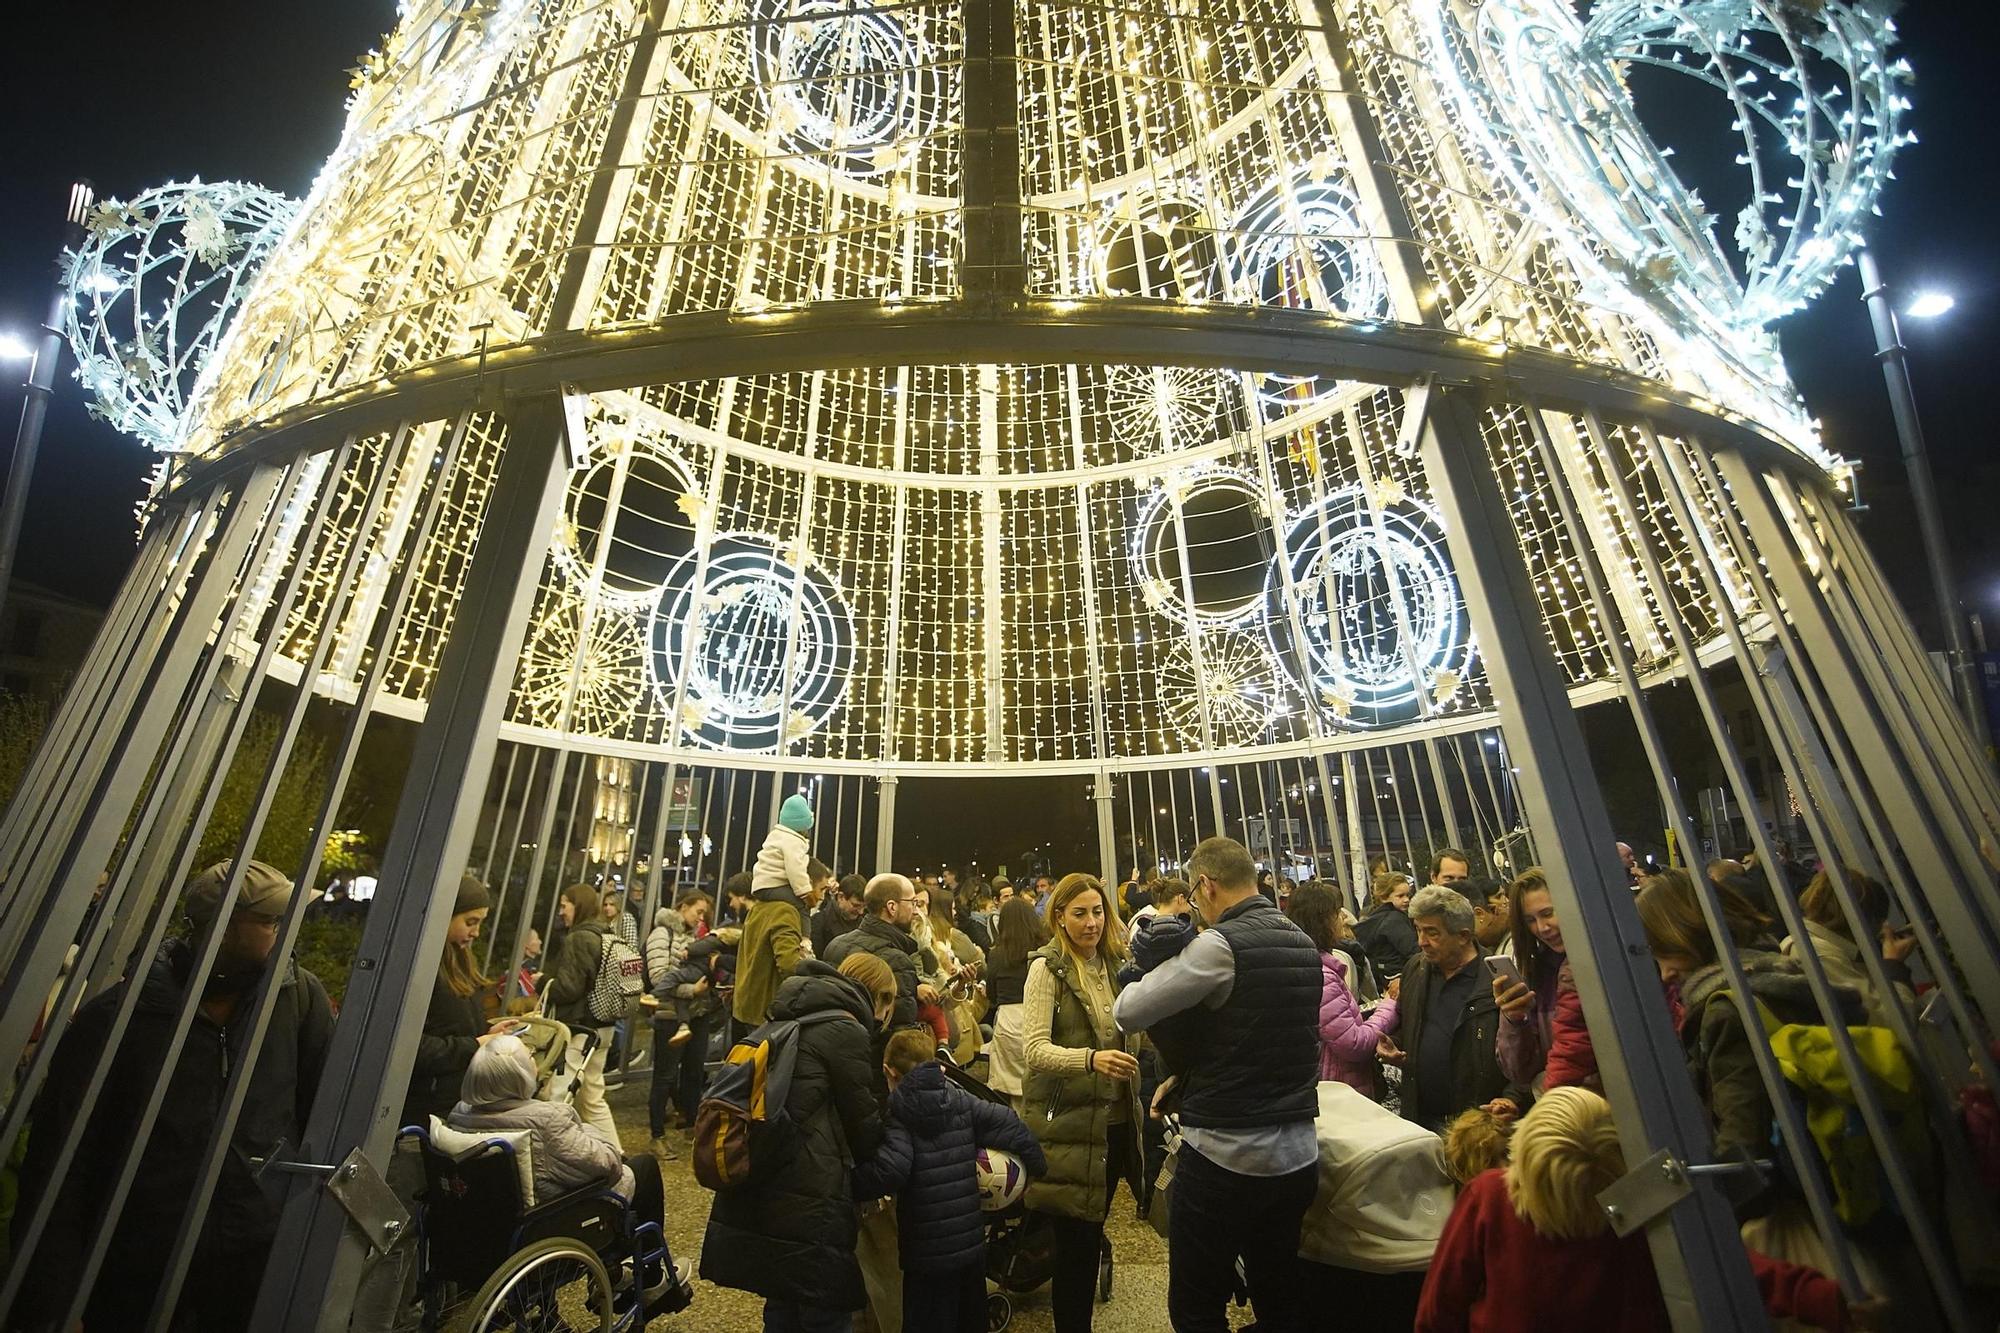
[762,1299,850,1331]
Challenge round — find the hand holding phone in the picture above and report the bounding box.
[1485,955,1532,1021]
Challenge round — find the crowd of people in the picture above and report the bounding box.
[8,784,1979,1333]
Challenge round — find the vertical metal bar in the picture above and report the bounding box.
[1417,388,1766,1328]
[1572,409,1866,1295]
[1312,751,1349,896]
[487,746,544,974]
[478,743,519,885]
[1093,771,1118,888]
[255,395,574,1331]
[1636,423,1974,1322]
[0,497,213,950]
[1812,495,2000,827]
[0,510,181,870]
[1720,454,2000,1015]
[0,472,274,1109]
[502,748,564,1007]
[1342,751,1366,890]
[714,768,739,884]
[0,464,287,1322]
[875,773,898,874]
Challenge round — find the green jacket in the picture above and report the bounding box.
[734,888,811,1027]
[542,920,607,1029]
[1020,943,1143,1222]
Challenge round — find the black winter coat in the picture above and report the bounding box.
[824,915,922,1027]
[1354,905,1418,984]
[402,971,489,1128]
[856,1056,1048,1264]
[13,937,333,1329]
[809,899,863,960]
[1393,949,1528,1130]
[700,962,884,1310]
[853,1062,1045,1272]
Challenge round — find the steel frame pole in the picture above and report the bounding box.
[253,397,572,1331]
[0,184,91,632]
[1416,387,1764,1329]
[1854,248,1982,734]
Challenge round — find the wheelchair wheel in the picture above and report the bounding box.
[462,1236,614,1332]
[985,1290,1011,1331]
[1096,1235,1113,1303]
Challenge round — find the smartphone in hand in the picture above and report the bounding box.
[1483,953,1524,989]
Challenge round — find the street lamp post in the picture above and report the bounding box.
[0,182,94,634]
[1854,246,1984,735]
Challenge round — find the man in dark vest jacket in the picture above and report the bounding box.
[1114,836,1322,1333]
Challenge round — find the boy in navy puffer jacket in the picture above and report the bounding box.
[854,1030,1047,1332]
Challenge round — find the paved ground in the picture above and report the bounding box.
[602,1071,1255,1332]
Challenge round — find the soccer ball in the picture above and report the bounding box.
[975,1148,1029,1211]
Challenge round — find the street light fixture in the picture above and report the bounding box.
[1854,248,1983,734]
[0,335,34,363]
[1906,291,1956,321]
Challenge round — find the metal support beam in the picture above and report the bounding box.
[1415,387,1763,1329]
[253,397,571,1331]
[875,774,898,875]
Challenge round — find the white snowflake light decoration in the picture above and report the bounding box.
[61,181,297,451]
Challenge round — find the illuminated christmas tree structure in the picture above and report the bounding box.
[80,0,1909,842]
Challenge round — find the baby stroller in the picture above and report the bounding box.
[934,1048,1113,1332]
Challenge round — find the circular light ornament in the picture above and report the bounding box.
[1087,188,1223,303]
[1420,0,1909,328]
[517,603,649,737]
[1131,465,1274,631]
[1228,173,1388,416]
[1102,365,1233,459]
[650,533,854,751]
[554,442,701,613]
[1265,487,1473,728]
[61,181,297,451]
[753,0,940,178]
[1158,633,1287,750]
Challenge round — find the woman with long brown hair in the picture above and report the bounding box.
[986,897,1051,1105]
[1021,873,1142,1332]
[402,874,513,1129]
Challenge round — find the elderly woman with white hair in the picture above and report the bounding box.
[447,1035,690,1307]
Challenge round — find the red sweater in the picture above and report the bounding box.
[1415,1170,1848,1333]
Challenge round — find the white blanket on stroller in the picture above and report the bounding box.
[1297,1081,1455,1274]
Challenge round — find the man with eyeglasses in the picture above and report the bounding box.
[1114,837,1322,1333]
[15,860,333,1331]
[824,873,939,1029]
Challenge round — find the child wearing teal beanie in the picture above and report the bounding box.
[752,793,815,900]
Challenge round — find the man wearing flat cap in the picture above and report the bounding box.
[12,860,334,1332]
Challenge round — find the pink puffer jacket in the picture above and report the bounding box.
[1318,951,1398,1095]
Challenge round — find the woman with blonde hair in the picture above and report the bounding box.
[1416,1088,1862,1332]
[1021,873,1142,1332]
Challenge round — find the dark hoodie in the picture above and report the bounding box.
[700,961,884,1310]
[853,1061,1046,1272]
[13,935,333,1329]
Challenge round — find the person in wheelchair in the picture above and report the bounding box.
[448,1035,693,1310]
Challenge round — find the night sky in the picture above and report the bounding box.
[1,2,1995,868]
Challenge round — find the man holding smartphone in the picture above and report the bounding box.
[1377,885,1528,1131]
